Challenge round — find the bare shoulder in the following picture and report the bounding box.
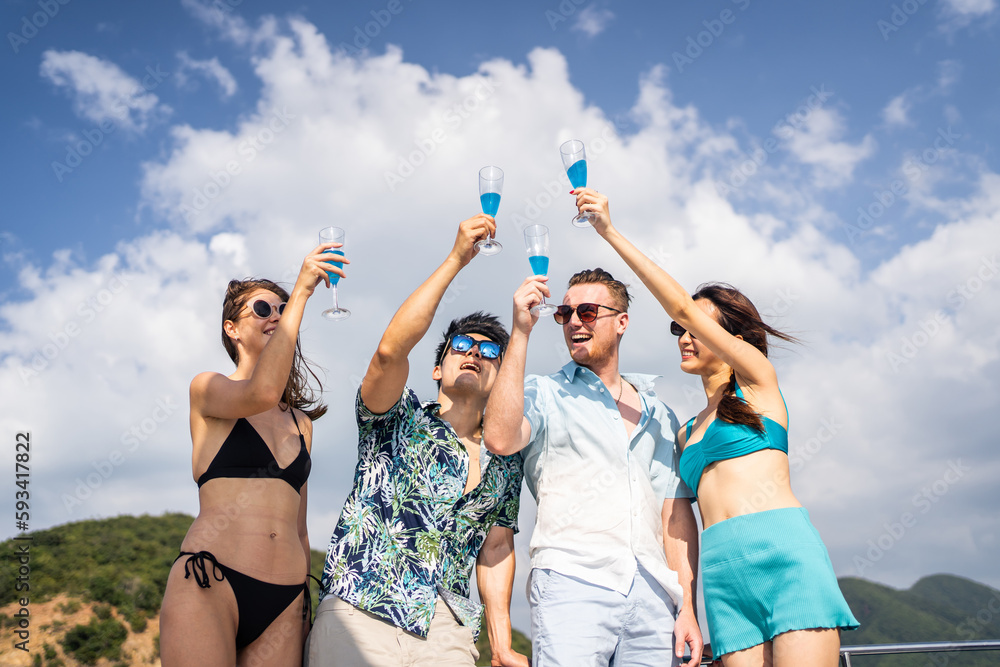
[190,371,229,398]
[189,371,227,417]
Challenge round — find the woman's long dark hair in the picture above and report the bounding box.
[693,283,797,432]
[222,279,327,421]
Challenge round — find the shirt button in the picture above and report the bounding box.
[599,388,605,393]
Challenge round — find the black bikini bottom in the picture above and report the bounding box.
[176,550,307,650]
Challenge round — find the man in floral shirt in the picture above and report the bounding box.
[306,215,527,667]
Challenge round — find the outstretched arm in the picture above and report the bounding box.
[663,498,703,667]
[361,215,495,414]
[476,527,529,667]
[576,188,776,388]
[483,276,548,456]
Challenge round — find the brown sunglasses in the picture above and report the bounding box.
[554,303,622,325]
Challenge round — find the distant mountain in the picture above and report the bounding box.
[840,575,1000,666]
[0,513,529,666]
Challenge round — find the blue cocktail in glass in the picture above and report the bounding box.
[477,166,503,255]
[524,224,558,316]
[560,139,595,228]
[318,226,350,320]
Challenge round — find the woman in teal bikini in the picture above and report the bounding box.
[574,188,857,666]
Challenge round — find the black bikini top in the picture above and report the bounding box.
[197,409,311,493]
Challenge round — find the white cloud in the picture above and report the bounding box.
[176,51,238,98]
[783,107,876,188]
[941,0,996,17]
[6,18,1000,634]
[882,94,912,127]
[939,0,997,31]
[39,50,170,133]
[877,60,959,135]
[936,59,962,92]
[181,0,275,46]
[571,6,615,37]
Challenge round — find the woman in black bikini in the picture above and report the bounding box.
[160,242,345,666]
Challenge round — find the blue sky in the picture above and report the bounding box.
[5,0,998,276]
[2,0,999,636]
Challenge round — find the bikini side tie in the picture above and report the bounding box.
[179,550,226,589]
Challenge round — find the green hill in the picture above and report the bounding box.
[840,575,1000,666]
[0,513,529,666]
[0,513,193,627]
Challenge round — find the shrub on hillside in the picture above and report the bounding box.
[60,617,128,665]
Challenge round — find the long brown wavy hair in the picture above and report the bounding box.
[692,283,796,431]
[222,278,327,420]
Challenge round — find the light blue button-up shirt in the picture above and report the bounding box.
[522,361,693,605]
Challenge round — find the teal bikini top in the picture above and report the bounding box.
[678,381,788,496]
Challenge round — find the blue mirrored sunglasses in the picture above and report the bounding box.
[447,334,501,360]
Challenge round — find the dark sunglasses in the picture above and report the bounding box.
[444,334,502,361]
[248,299,286,319]
[553,303,622,325]
[669,321,695,338]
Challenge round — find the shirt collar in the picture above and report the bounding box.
[558,360,583,382]
[422,400,486,452]
[558,360,660,392]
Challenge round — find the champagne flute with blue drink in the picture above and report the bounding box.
[476,166,503,255]
[560,139,594,227]
[318,226,350,320]
[524,224,558,316]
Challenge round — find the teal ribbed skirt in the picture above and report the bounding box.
[701,507,859,658]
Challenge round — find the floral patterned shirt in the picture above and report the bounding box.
[319,387,523,638]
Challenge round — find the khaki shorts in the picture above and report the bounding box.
[304,595,479,667]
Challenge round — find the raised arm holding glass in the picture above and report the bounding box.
[160,242,345,667]
[307,214,527,667]
[484,262,703,666]
[574,187,858,667]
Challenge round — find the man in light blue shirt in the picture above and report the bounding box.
[485,268,702,667]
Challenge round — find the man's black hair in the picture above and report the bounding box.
[433,311,509,388]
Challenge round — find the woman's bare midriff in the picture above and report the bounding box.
[695,449,802,529]
[179,479,306,584]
